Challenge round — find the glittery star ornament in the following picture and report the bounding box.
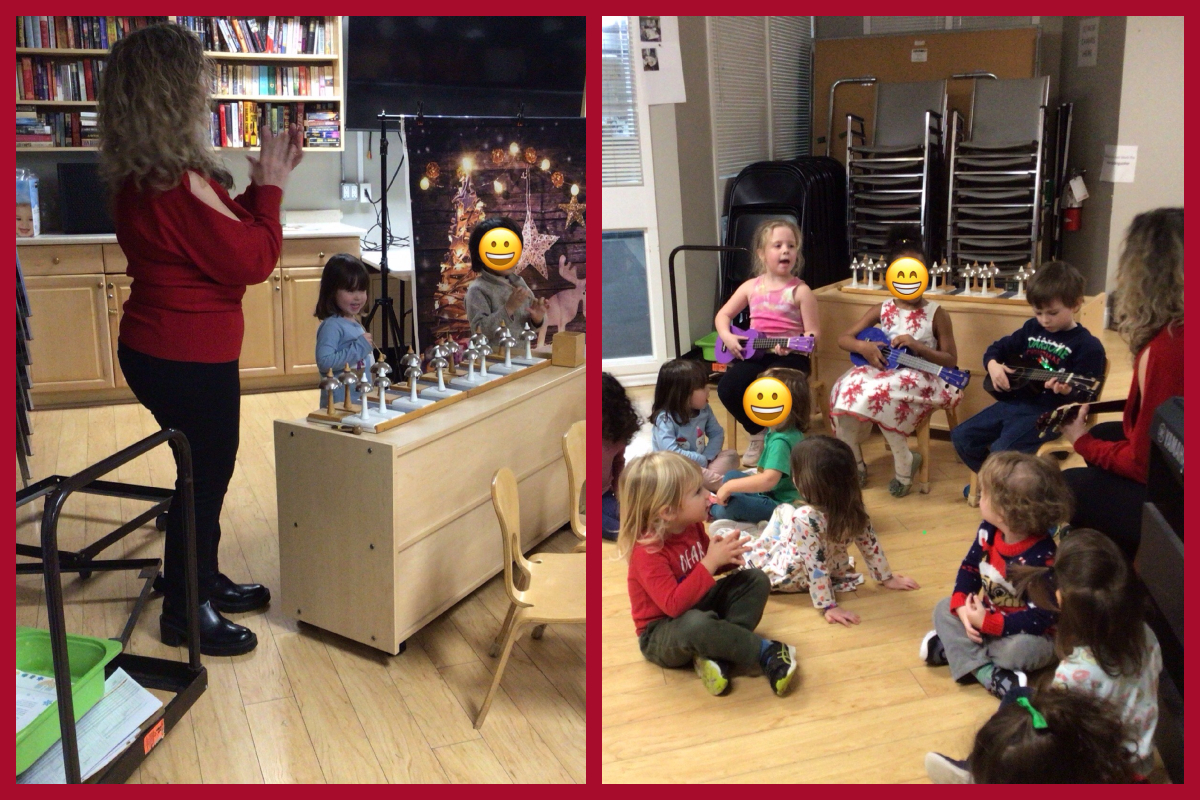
[518,211,559,279]
[558,195,586,228]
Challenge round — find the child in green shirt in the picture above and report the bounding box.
[711,368,810,522]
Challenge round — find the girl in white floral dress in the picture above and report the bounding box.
[831,233,962,497]
[742,436,919,626]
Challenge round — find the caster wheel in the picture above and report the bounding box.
[155,513,168,532]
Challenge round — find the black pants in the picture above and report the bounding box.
[118,343,241,604]
[715,352,811,436]
[1062,421,1146,561]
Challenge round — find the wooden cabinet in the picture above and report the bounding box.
[19,244,104,276]
[239,270,286,379]
[25,274,114,392]
[281,267,325,374]
[106,274,133,387]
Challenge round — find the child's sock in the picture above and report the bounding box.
[973,663,994,686]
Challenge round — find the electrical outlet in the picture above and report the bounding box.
[340,182,359,202]
[359,183,371,204]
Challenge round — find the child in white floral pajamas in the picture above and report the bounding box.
[742,435,920,626]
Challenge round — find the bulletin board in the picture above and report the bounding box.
[813,27,1041,164]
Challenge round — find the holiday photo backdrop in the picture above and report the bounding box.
[405,118,586,353]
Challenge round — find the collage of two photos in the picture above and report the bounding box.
[600,15,1182,784]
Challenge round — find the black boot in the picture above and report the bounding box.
[153,572,271,613]
[160,598,258,656]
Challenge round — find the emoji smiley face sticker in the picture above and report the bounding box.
[885,256,928,301]
[743,376,792,427]
[477,225,523,271]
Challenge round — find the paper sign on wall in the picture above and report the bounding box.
[640,16,686,105]
[911,48,928,63]
[1078,18,1099,67]
[1100,145,1137,183]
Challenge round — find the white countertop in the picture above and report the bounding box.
[359,246,415,277]
[17,222,367,246]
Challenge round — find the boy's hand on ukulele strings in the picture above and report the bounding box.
[824,606,860,627]
[858,340,886,369]
[702,531,750,574]
[719,332,745,360]
[1044,377,1072,395]
[986,360,1014,391]
[1060,403,1090,443]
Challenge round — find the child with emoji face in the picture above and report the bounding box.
[464,217,546,349]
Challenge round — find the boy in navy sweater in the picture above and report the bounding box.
[920,452,1072,699]
[952,261,1105,478]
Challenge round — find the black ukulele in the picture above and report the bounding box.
[1035,399,1125,438]
[982,356,1101,402]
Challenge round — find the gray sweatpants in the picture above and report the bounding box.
[639,569,771,672]
[932,596,1056,681]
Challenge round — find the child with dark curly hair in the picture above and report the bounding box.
[919,451,1074,699]
[603,372,642,541]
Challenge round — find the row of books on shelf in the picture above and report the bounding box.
[176,16,336,55]
[17,56,105,102]
[16,107,97,147]
[213,63,336,98]
[17,16,165,50]
[212,102,340,149]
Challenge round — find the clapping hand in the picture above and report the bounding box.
[956,595,987,643]
[246,123,304,190]
[701,530,750,574]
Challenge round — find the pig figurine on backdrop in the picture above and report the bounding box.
[537,254,585,349]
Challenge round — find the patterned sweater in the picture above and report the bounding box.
[744,504,892,609]
[982,318,1106,409]
[950,521,1057,638]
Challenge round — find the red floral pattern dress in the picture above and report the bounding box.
[830,299,962,436]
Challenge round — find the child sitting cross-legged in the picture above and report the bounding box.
[920,451,1073,700]
[738,436,920,625]
[650,358,740,492]
[618,451,798,697]
[710,367,810,523]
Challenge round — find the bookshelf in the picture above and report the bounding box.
[16,16,344,152]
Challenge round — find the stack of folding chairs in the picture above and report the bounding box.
[16,252,33,486]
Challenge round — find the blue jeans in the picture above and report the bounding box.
[951,401,1058,474]
[602,490,620,541]
[709,470,780,523]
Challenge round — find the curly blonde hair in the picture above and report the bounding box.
[98,23,231,194]
[979,451,1073,536]
[615,451,704,560]
[1112,208,1184,357]
[750,219,805,276]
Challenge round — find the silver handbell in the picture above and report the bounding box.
[442,338,461,373]
[463,344,481,378]
[374,372,392,413]
[478,340,493,377]
[370,353,392,383]
[338,363,358,409]
[319,369,342,414]
[357,371,374,417]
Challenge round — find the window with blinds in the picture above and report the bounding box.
[602,17,642,187]
[865,17,1036,34]
[952,17,1035,29]
[710,16,813,180]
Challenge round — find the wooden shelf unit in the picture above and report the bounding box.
[16,16,344,152]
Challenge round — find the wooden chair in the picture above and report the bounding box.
[968,358,1113,505]
[808,352,832,434]
[913,407,959,494]
[477,467,585,729]
[562,420,586,552]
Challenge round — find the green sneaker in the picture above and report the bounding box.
[693,656,731,696]
[761,640,798,697]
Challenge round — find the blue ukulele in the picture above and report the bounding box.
[850,327,970,390]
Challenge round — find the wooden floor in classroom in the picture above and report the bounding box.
[16,388,584,784]
[602,327,1169,783]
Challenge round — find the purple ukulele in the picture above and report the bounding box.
[715,325,815,364]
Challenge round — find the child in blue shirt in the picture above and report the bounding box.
[314,253,374,405]
[650,358,739,491]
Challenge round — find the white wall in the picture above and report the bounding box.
[1106,16,1184,288]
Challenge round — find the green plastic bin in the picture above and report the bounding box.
[695,331,719,362]
[16,626,122,775]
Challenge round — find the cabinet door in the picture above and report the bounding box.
[281,267,325,374]
[26,275,115,392]
[240,269,286,379]
[106,275,133,387]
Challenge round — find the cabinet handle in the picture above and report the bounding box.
[318,252,325,260]
[107,293,114,299]
[109,308,117,315]
[98,281,104,288]
[107,282,114,289]
[284,274,291,280]
[52,256,60,265]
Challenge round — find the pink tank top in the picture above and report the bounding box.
[748,276,805,336]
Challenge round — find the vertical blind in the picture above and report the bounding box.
[768,16,813,161]
[602,17,643,186]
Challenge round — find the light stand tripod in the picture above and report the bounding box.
[362,111,409,367]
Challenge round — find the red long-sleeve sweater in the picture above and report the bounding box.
[1073,324,1184,483]
[115,173,283,363]
[628,522,715,636]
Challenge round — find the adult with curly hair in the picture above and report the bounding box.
[99,22,304,655]
[1057,208,1184,559]
[602,372,642,540]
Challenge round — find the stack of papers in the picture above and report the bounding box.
[18,668,163,783]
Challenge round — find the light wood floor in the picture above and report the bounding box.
[602,328,1164,783]
[16,389,584,784]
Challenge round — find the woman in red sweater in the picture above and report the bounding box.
[1059,208,1184,559]
[98,24,303,655]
